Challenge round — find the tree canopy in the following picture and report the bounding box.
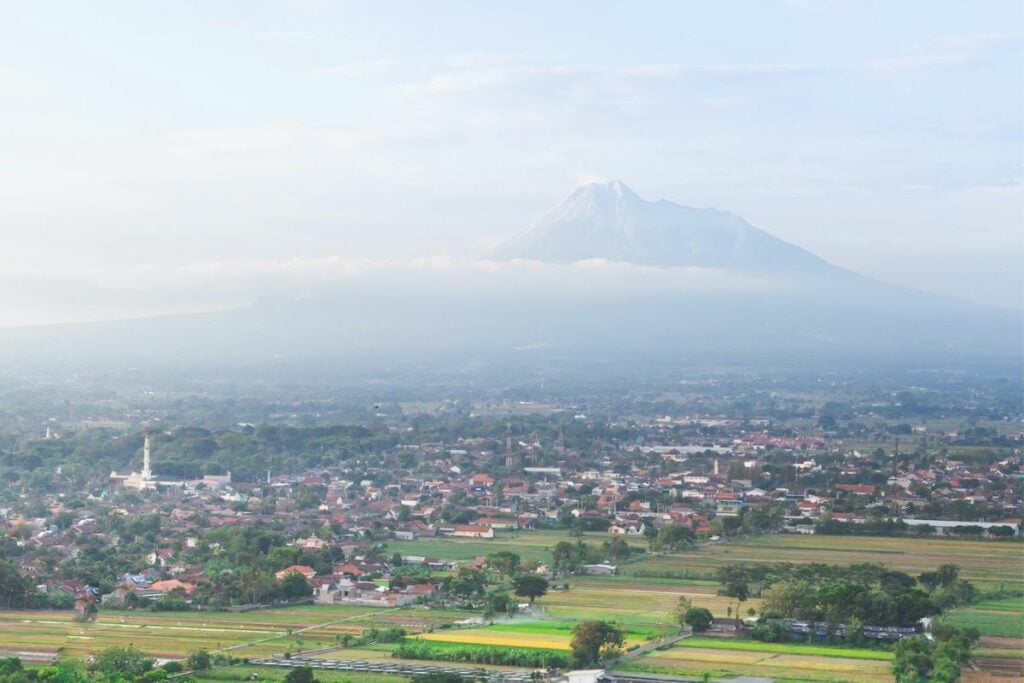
[570,620,625,666]
[512,575,549,604]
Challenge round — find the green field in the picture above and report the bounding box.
[481,620,661,638]
[540,577,759,629]
[968,595,1024,612]
[0,605,475,660]
[619,644,894,683]
[940,592,1024,677]
[388,529,648,564]
[1,531,1020,683]
[396,530,1023,591]
[943,607,1024,639]
[624,534,1024,590]
[618,636,896,683]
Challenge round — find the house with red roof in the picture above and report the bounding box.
[275,565,317,580]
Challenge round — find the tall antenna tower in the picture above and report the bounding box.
[142,434,152,479]
[505,423,513,470]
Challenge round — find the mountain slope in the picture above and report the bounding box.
[492,180,834,274]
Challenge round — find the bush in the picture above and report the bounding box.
[283,667,318,683]
[187,649,212,671]
[684,607,714,633]
[90,645,155,677]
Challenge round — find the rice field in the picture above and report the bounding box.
[943,608,1024,639]
[0,605,474,660]
[3,530,1019,683]
[675,638,893,660]
[940,592,1024,678]
[625,534,1024,590]
[619,642,895,683]
[413,620,650,652]
[540,578,760,628]
[387,529,648,564]
[418,631,571,651]
[394,530,1022,591]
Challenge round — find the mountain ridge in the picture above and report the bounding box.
[0,180,1019,373]
[492,180,837,275]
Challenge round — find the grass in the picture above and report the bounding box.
[939,589,1023,640]
[942,609,1024,639]
[676,637,893,660]
[969,595,1024,612]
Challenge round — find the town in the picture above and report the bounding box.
[0,370,1019,682]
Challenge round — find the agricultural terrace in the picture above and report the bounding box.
[0,605,474,660]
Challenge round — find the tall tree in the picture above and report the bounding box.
[512,575,549,604]
[570,620,625,666]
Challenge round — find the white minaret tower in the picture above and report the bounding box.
[142,435,152,479]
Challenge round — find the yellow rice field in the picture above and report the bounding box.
[630,647,894,683]
[416,631,572,651]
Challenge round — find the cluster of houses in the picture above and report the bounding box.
[1,417,1019,611]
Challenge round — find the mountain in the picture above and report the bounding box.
[0,181,1020,380]
[492,180,834,274]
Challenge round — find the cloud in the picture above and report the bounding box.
[0,67,49,103]
[324,58,404,78]
[865,31,1021,73]
[575,172,610,185]
[168,125,375,157]
[385,34,1014,105]
[694,95,750,109]
[0,256,783,328]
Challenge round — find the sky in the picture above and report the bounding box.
[0,0,1021,326]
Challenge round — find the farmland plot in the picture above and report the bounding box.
[620,642,894,683]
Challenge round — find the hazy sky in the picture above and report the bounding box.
[1,1,1021,326]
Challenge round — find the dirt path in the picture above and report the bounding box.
[611,629,692,664]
